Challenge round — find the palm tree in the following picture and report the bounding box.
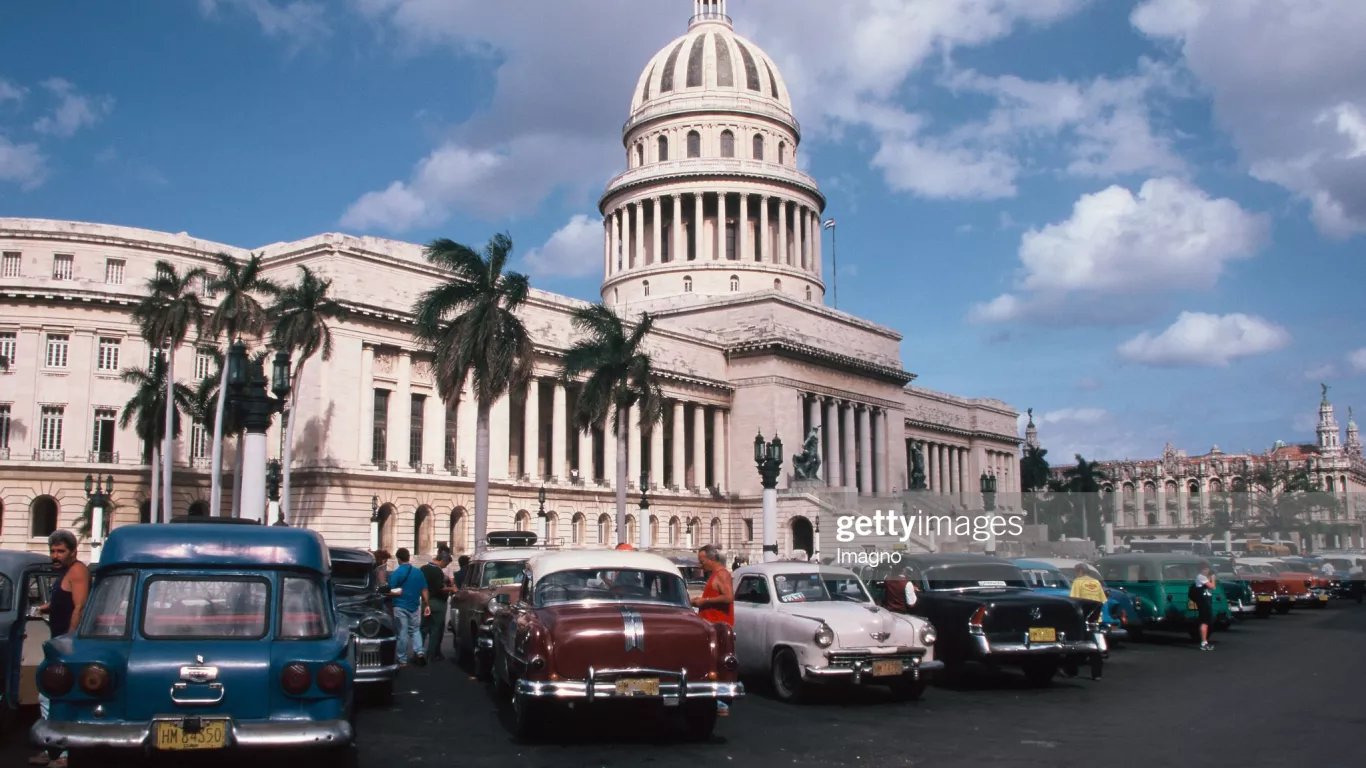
[561,304,664,547]
[270,265,349,521]
[119,359,192,523]
[1064,454,1103,541]
[132,261,206,522]
[413,234,533,554]
[204,253,280,517]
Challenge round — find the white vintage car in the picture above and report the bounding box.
[732,562,943,702]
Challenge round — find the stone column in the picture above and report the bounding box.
[633,201,645,269]
[715,191,726,261]
[858,407,872,496]
[628,403,642,486]
[940,445,950,495]
[612,209,622,273]
[672,193,684,263]
[760,196,771,263]
[924,442,935,493]
[798,207,808,270]
[806,395,820,436]
[948,446,959,498]
[603,218,612,277]
[693,405,707,490]
[650,417,665,489]
[870,407,882,494]
[813,210,822,276]
[738,193,749,262]
[712,408,727,493]
[359,344,374,464]
[671,401,686,489]
[523,379,540,480]
[825,398,841,487]
[551,381,567,481]
[490,392,511,480]
[424,388,444,473]
[577,422,593,482]
[777,198,789,265]
[693,192,703,262]
[842,403,857,491]
[959,447,969,499]
[391,351,412,468]
[456,377,475,475]
[651,197,663,266]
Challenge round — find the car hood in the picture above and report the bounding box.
[781,601,923,650]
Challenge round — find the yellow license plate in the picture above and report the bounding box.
[1319,594,1329,601]
[871,660,903,677]
[1257,595,1272,602]
[155,720,228,751]
[1028,627,1056,643]
[614,678,660,696]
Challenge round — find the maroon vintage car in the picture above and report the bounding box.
[488,550,742,740]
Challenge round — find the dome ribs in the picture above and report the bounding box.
[734,39,762,92]
[686,34,707,88]
[660,39,686,93]
[713,33,735,88]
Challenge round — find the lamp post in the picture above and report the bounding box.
[536,485,548,543]
[225,341,291,523]
[981,472,998,556]
[266,459,284,526]
[369,495,381,551]
[638,469,651,550]
[84,474,113,564]
[755,431,783,562]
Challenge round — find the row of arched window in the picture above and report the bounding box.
[639,275,813,300]
[514,510,723,548]
[632,129,788,168]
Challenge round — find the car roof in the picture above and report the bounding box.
[475,548,543,563]
[734,562,858,578]
[328,547,376,566]
[1012,559,1064,572]
[900,553,1013,566]
[0,549,51,573]
[526,550,682,580]
[99,523,329,572]
[1098,553,1209,564]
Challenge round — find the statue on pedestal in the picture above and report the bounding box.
[910,441,927,490]
[792,426,823,481]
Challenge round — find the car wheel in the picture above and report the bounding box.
[513,692,545,742]
[1254,605,1272,619]
[682,701,719,741]
[474,640,494,681]
[1275,602,1292,615]
[770,647,806,703]
[1022,661,1057,687]
[887,677,927,701]
[1126,626,1144,642]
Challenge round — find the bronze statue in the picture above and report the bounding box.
[910,441,927,490]
[792,426,823,480]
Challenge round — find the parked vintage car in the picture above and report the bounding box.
[31,523,359,767]
[1011,559,1134,643]
[1279,557,1339,602]
[1232,562,1294,613]
[1237,557,1309,611]
[488,550,742,740]
[330,547,398,702]
[899,555,1103,686]
[1,550,56,739]
[1207,556,1276,619]
[1096,554,1231,639]
[733,562,941,702]
[448,533,542,679]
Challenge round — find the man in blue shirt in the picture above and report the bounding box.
[387,548,431,667]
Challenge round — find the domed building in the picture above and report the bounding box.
[0,1,1021,559]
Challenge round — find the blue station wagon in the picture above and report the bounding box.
[30,523,359,767]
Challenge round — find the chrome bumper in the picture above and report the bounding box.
[31,717,353,751]
[516,666,743,703]
[355,637,398,683]
[355,662,400,684]
[971,634,1100,657]
[805,658,945,682]
[1104,626,1129,640]
[1229,601,1254,615]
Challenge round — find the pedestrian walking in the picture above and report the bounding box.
[29,530,90,768]
[452,554,471,588]
[372,549,392,586]
[1068,564,1106,679]
[692,544,734,716]
[421,552,453,661]
[387,548,430,667]
[1190,564,1216,650]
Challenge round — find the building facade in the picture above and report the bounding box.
[0,1,1020,559]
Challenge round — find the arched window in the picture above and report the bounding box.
[687,131,701,158]
[597,513,612,545]
[414,505,433,554]
[514,509,531,532]
[626,515,637,546]
[450,507,469,553]
[635,142,644,167]
[710,518,721,544]
[643,280,650,297]
[669,516,681,545]
[729,275,739,292]
[657,135,669,162]
[649,515,660,546]
[187,501,209,518]
[377,504,397,554]
[139,500,152,525]
[773,278,782,291]
[684,275,693,292]
[571,513,585,545]
[1326,476,1336,492]
[720,130,735,158]
[805,286,812,301]
[778,141,787,164]
[752,134,764,160]
[30,496,59,538]
[545,511,559,542]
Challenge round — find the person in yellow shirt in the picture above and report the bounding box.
[1070,563,1107,603]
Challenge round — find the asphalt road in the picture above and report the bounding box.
[6,604,1364,767]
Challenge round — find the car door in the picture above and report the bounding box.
[732,575,772,675]
[11,565,58,707]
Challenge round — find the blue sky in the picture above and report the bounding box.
[3,0,1365,464]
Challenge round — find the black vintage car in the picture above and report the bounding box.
[329,547,399,703]
[1,550,56,740]
[901,554,1103,686]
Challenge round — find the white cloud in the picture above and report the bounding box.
[1117,311,1291,367]
[1348,348,1366,373]
[970,177,1267,323]
[1041,407,1108,425]
[199,0,329,46]
[1132,0,1366,238]
[32,78,114,138]
[1303,363,1337,381]
[0,136,47,189]
[1077,377,1102,391]
[0,78,25,105]
[521,214,602,279]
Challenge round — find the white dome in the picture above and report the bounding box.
[630,2,793,121]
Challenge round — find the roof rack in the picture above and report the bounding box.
[486,531,538,548]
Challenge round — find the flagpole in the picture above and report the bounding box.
[823,218,837,309]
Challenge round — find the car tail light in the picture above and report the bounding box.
[968,605,989,633]
[77,664,112,696]
[1119,609,1128,626]
[722,654,739,670]
[40,663,74,697]
[281,663,311,695]
[316,662,347,694]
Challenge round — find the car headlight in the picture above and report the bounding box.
[358,617,381,638]
[919,623,937,646]
[814,623,835,648]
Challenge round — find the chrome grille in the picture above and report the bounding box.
[357,645,382,669]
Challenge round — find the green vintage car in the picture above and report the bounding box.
[1207,556,1265,620]
[1096,554,1231,640]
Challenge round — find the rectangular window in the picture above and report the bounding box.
[372,389,390,463]
[725,221,737,261]
[80,573,134,638]
[279,577,330,639]
[97,337,121,372]
[52,254,74,280]
[1,252,19,278]
[0,404,10,449]
[45,334,69,368]
[202,274,218,299]
[0,331,15,372]
[409,394,425,467]
[91,408,116,459]
[39,406,64,451]
[190,421,210,460]
[194,348,215,381]
[444,401,458,470]
[744,519,754,542]
[104,258,125,285]
[660,223,671,262]
[141,578,269,639]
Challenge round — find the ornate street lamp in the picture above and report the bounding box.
[755,431,783,562]
[224,342,291,523]
[266,459,285,526]
[981,472,998,556]
[638,469,651,550]
[536,485,548,543]
[369,495,381,551]
[85,474,114,564]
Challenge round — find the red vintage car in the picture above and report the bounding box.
[1232,564,1293,616]
[489,550,742,741]
[1270,560,1331,609]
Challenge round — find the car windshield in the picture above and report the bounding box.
[533,568,690,608]
[1021,569,1070,589]
[482,560,528,587]
[772,572,870,603]
[142,578,270,639]
[332,561,373,591]
[921,564,1030,590]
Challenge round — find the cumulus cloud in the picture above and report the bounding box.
[970,177,1268,323]
[1303,363,1337,381]
[199,0,330,46]
[0,136,47,189]
[521,214,603,279]
[1117,311,1291,367]
[1132,0,1366,238]
[1348,348,1366,373]
[32,78,114,138]
[0,78,25,105]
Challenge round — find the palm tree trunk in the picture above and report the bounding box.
[474,400,492,554]
[209,351,230,516]
[162,348,176,523]
[616,406,628,546]
[150,443,161,523]
[282,358,305,521]
[232,431,244,517]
